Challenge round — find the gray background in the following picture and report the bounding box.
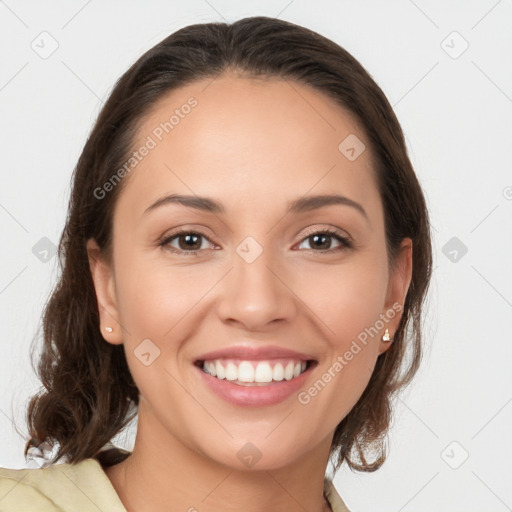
[1,1,511,511]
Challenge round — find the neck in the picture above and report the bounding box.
[105,403,334,512]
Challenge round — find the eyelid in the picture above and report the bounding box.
[298,224,352,243]
[159,224,216,242]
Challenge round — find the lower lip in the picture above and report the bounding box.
[195,364,313,407]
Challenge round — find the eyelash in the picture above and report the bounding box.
[158,228,353,256]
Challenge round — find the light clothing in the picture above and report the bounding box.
[0,457,351,511]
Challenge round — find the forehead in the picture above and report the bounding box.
[115,73,381,223]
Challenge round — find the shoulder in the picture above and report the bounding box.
[0,458,127,512]
[324,477,352,512]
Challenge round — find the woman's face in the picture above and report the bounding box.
[88,73,412,471]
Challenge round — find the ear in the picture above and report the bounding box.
[378,237,413,355]
[86,238,123,345]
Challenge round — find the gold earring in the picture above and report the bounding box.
[382,328,391,342]
[105,327,113,333]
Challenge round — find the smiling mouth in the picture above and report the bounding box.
[194,358,316,386]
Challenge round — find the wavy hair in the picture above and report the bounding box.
[20,15,432,472]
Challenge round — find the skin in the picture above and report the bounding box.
[87,72,412,512]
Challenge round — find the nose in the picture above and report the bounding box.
[216,243,298,331]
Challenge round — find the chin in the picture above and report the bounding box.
[195,435,313,472]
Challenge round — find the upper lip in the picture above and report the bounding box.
[195,345,317,362]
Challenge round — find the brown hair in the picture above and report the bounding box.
[21,15,432,473]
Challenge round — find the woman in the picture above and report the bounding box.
[0,16,432,512]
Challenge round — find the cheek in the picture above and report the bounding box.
[113,251,209,338]
[296,256,388,347]
[111,257,198,409]
[293,257,387,408]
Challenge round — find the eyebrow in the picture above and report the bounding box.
[143,193,368,221]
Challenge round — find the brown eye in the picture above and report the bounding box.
[297,230,352,253]
[176,233,203,251]
[160,231,212,255]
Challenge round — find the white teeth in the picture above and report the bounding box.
[254,362,273,382]
[238,361,255,382]
[215,360,225,379]
[284,362,294,380]
[205,361,217,377]
[202,359,309,384]
[225,362,238,381]
[272,363,284,381]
